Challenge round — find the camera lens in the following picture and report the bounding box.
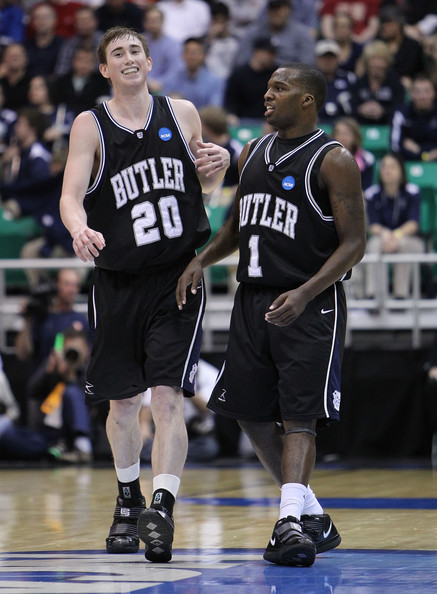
[64,348,80,363]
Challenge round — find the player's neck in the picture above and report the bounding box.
[276,122,318,140]
[107,90,153,129]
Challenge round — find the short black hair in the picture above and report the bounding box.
[280,62,327,112]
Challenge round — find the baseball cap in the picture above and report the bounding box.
[315,39,341,57]
[253,37,277,53]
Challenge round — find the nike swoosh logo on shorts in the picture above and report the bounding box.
[323,521,332,539]
[321,308,334,314]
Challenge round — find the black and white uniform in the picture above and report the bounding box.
[208,130,347,425]
[84,96,210,404]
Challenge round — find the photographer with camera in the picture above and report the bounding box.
[15,268,88,370]
[0,326,93,462]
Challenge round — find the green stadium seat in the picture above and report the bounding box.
[361,125,391,159]
[0,208,41,286]
[406,162,437,190]
[229,124,263,144]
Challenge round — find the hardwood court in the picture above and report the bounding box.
[1,462,437,592]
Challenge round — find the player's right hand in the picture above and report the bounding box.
[176,257,203,310]
[72,226,106,262]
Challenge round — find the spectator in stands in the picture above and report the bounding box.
[2,146,77,288]
[95,0,144,32]
[332,12,363,74]
[141,5,183,95]
[24,2,65,78]
[161,37,224,109]
[55,6,103,76]
[199,104,243,195]
[218,0,265,41]
[224,37,277,125]
[320,0,382,44]
[0,107,51,190]
[33,0,86,39]
[205,2,239,80]
[15,268,89,369]
[315,39,355,124]
[332,116,375,191]
[0,353,20,423]
[350,40,405,125]
[391,74,437,162]
[423,33,437,89]
[28,75,74,150]
[256,0,319,39]
[158,0,211,43]
[0,326,93,463]
[0,0,25,47]
[236,0,315,68]
[365,152,425,299]
[404,4,437,43]
[0,84,16,155]
[0,42,31,110]
[378,4,425,91]
[50,44,111,116]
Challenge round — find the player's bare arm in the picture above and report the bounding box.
[60,112,106,262]
[170,98,230,193]
[175,141,252,309]
[265,147,366,327]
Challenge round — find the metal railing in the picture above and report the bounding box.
[1,254,437,351]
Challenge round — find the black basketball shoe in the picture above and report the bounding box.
[138,506,174,562]
[106,496,146,554]
[301,513,341,553]
[263,516,316,567]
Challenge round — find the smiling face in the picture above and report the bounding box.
[99,34,152,87]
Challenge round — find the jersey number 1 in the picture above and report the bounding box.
[248,235,262,277]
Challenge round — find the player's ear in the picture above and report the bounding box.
[302,93,315,108]
[99,63,110,79]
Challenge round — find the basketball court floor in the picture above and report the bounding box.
[1,462,436,593]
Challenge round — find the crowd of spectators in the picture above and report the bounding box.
[1,0,437,462]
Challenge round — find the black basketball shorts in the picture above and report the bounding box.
[85,263,205,405]
[208,281,346,425]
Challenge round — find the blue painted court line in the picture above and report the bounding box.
[179,496,437,509]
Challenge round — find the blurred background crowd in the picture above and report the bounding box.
[1,0,437,465]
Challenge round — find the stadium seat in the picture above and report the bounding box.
[0,208,41,286]
[229,124,263,144]
[361,125,391,159]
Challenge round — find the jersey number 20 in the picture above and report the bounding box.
[131,195,183,246]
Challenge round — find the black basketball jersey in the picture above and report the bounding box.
[237,129,345,287]
[84,95,210,272]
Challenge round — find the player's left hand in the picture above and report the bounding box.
[265,289,307,326]
[194,140,230,177]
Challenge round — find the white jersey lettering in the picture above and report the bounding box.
[239,193,298,239]
[111,157,186,209]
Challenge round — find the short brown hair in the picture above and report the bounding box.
[97,26,150,65]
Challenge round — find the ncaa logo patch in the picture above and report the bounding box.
[159,127,172,141]
[282,175,295,190]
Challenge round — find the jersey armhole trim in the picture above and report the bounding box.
[165,97,196,162]
[304,141,341,222]
[85,110,105,195]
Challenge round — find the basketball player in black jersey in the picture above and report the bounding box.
[177,62,366,566]
[60,27,230,562]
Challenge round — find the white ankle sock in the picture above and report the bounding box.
[153,473,181,498]
[279,483,307,520]
[115,460,140,484]
[302,485,324,516]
